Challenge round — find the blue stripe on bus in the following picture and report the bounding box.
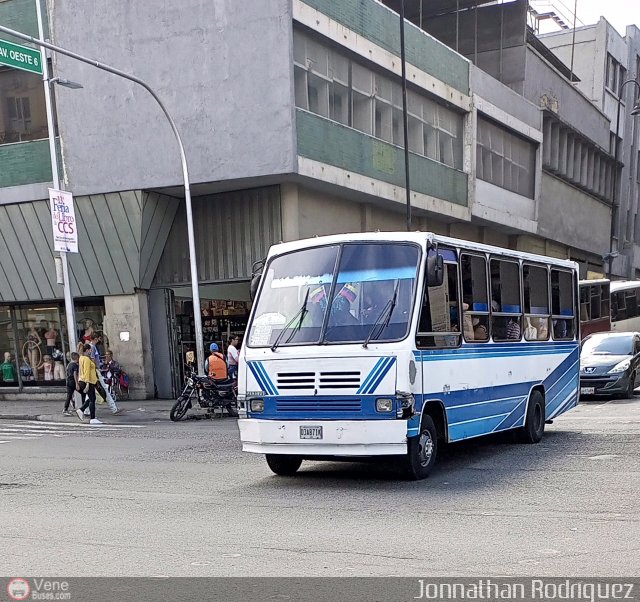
[255,361,279,396]
[357,358,387,395]
[365,357,396,394]
[247,361,278,396]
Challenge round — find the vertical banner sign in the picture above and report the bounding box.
[49,189,78,253]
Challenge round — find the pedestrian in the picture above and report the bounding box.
[227,336,240,380]
[76,344,102,425]
[63,352,80,416]
[88,333,122,415]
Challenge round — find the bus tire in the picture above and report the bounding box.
[265,454,302,476]
[517,390,545,444]
[403,414,438,480]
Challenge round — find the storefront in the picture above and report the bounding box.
[0,299,106,390]
[172,282,251,386]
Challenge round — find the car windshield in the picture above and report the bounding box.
[247,243,420,347]
[581,335,634,356]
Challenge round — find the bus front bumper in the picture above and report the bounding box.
[238,418,408,456]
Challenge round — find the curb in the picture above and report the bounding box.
[0,410,170,423]
[0,414,40,421]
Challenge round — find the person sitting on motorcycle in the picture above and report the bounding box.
[205,343,228,381]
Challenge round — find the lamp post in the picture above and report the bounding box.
[35,0,78,355]
[607,78,640,279]
[399,0,412,232]
[0,20,206,374]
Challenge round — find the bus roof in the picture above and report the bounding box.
[267,232,579,270]
[610,280,640,292]
[579,278,610,286]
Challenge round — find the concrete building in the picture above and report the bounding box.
[0,0,620,398]
[540,18,640,279]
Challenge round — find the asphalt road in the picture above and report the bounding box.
[0,397,638,577]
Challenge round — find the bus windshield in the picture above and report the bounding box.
[247,243,420,347]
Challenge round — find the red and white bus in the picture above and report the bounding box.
[579,279,611,338]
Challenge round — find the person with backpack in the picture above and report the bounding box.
[204,343,228,381]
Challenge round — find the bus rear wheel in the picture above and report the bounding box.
[265,454,302,476]
[403,414,438,480]
[517,390,545,444]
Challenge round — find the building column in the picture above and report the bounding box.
[103,292,155,400]
[280,183,300,242]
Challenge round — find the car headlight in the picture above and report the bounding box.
[250,399,264,412]
[608,359,631,374]
[376,398,394,412]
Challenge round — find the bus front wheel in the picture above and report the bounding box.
[265,454,302,476]
[517,390,545,444]
[403,414,438,480]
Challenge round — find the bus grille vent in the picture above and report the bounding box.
[318,371,361,389]
[276,371,361,390]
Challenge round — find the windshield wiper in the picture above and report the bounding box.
[363,281,399,349]
[271,288,310,352]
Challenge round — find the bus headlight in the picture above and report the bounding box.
[250,399,265,412]
[376,398,394,412]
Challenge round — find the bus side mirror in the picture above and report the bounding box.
[426,254,444,287]
[250,274,261,301]
[250,259,265,301]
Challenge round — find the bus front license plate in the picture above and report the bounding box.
[581,387,595,395]
[300,426,323,440]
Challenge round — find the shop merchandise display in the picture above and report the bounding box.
[1,352,17,382]
[44,324,58,355]
[23,326,42,379]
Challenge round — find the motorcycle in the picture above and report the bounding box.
[170,367,239,421]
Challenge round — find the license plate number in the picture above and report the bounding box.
[581,387,595,395]
[300,426,323,440]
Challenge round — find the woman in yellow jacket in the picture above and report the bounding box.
[76,344,102,425]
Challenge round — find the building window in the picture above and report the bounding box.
[0,67,49,145]
[543,114,614,202]
[606,53,627,97]
[293,28,464,170]
[476,116,536,198]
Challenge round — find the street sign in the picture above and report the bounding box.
[0,38,43,75]
[49,189,78,253]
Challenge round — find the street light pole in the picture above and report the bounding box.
[35,0,77,355]
[0,21,206,374]
[399,0,412,232]
[607,78,640,280]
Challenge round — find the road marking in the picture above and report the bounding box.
[0,420,146,446]
[32,420,145,428]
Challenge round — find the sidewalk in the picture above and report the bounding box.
[0,398,173,423]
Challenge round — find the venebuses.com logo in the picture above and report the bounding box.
[7,578,31,601]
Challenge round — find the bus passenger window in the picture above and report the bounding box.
[416,255,461,348]
[523,264,550,341]
[490,258,522,342]
[551,269,575,340]
[461,254,489,343]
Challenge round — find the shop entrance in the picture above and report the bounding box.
[150,282,251,398]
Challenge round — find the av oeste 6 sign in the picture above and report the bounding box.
[0,38,42,75]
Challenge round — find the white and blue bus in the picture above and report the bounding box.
[237,232,580,479]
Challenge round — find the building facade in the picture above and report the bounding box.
[0,0,622,398]
[541,18,640,279]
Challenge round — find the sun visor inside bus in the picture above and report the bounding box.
[427,248,457,262]
[502,304,521,313]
